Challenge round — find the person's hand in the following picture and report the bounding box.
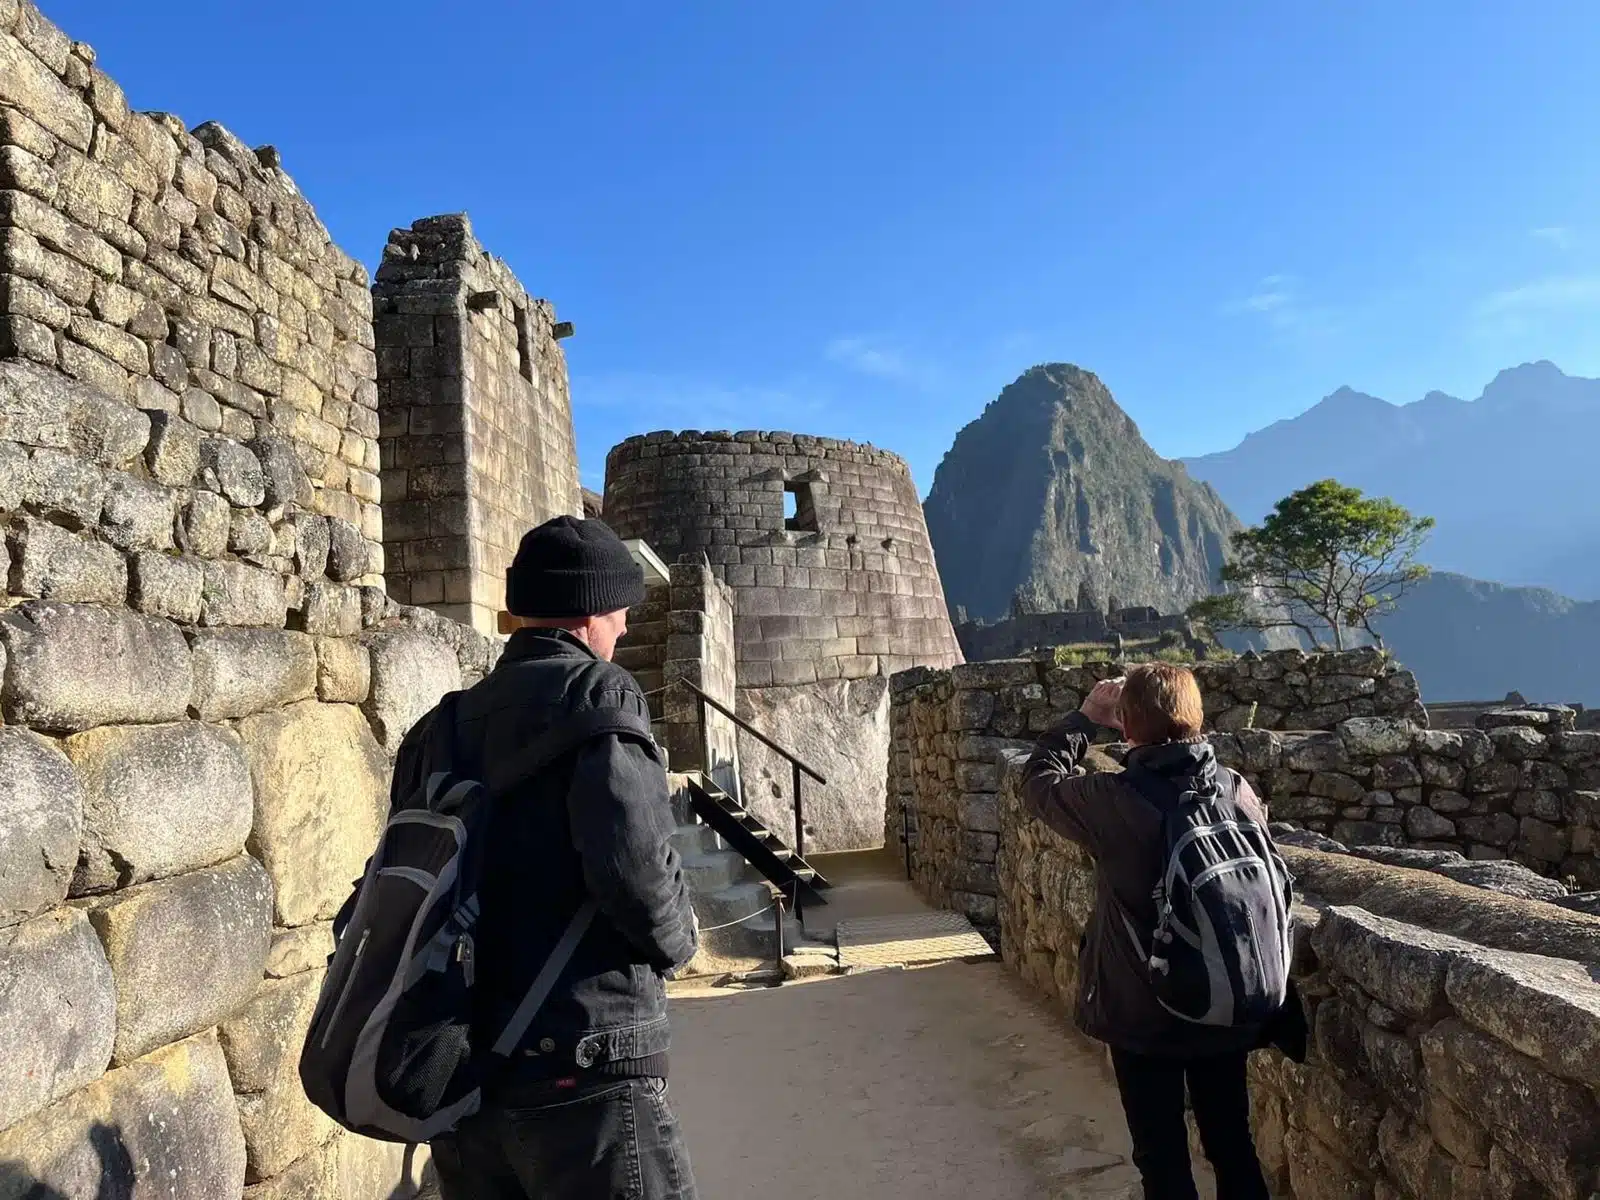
[1080,678,1124,731]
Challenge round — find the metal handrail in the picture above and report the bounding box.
[665,676,824,895]
[667,677,827,784]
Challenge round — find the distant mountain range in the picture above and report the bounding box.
[1372,573,1600,705]
[924,360,1600,704]
[1181,361,1600,600]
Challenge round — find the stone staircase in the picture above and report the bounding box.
[668,773,830,972]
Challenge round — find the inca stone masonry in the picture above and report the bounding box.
[3,3,1599,1197]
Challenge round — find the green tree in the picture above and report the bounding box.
[1187,480,1434,651]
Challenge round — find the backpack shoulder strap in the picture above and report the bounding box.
[490,899,599,1057]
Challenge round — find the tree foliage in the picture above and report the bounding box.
[1186,479,1434,651]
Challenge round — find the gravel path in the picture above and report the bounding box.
[668,961,1218,1199]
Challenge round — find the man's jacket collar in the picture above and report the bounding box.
[500,626,600,665]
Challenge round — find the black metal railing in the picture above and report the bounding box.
[666,676,826,865]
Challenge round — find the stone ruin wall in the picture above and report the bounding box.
[604,430,963,852]
[374,215,581,636]
[0,5,515,1196]
[953,603,1191,662]
[895,649,1600,1195]
[1212,707,1600,890]
[887,648,1426,932]
[0,6,384,585]
[998,753,1600,1199]
[613,559,741,796]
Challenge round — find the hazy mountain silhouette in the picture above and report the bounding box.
[1182,361,1600,599]
[1373,572,1600,704]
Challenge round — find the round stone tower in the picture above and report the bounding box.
[604,431,961,685]
[604,430,963,851]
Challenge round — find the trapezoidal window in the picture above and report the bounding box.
[784,480,818,532]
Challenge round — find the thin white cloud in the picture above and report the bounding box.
[1224,275,1293,318]
[1477,276,1600,316]
[1222,274,1340,344]
[1531,226,1574,251]
[824,335,922,384]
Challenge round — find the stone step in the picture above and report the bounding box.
[671,822,721,859]
[680,847,747,893]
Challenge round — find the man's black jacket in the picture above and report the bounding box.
[386,628,698,1084]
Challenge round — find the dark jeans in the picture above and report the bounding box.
[1109,1048,1269,1200]
[430,1076,698,1199]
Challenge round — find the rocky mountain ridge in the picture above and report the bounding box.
[1182,360,1600,599]
[924,364,1235,622]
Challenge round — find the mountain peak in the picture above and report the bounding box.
[1477,360,1589,411]
[926,365,1235,621]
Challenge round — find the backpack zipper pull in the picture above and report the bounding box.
[455,934,476,987]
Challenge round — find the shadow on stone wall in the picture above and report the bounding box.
[0,1122,132,1200]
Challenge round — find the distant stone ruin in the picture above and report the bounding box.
[604,431,963,851]
[954,599,1193,661]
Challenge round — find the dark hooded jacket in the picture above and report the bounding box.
[1021,710,1272,1058]
[383,627,697,1088]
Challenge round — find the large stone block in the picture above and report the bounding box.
[0,727,82,925]
[315,635,370,703]
[129,549,204,622]
[0,360,148,466]
[1312,908,1472,1017]
[7,517,127,604]
[362,630,461,752]
[1444,948,1600,1091]
[0,601,192,732]
[0,1034,247,1199]
[219,969,339,1181]
[1421,1018,1600,1199]
[201,559,287,627]
[0,910,116,1132]
[238,700,388,926]
[85,854,274,1063]
[189,628,317,719]
[64,721,253,892]
[735,676,892,853]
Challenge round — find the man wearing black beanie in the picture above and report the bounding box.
[402,515,701,1199]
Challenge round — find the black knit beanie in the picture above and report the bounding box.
[505,516,645,618]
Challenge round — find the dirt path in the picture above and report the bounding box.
[668,961,1217,1199]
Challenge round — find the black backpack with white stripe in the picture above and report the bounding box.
[1118,762,1294,1028]
[299,679,658,1144]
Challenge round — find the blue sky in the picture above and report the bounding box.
[49,0,1600,495]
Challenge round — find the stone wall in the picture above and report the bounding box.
[0,6,507,1196]
[887,648,1425,927]
[374,214,581,635]
[603,429,963,852]
[996,750,1600,1198]
[954,604,1189,662]
[1213,707,1600,889]
[615,560,741,797]
[0,6,383,586]
[0,586,494,1198]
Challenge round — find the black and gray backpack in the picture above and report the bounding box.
[1118,762,1294,1028]
[299,685,658,1144]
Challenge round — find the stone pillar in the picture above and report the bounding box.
[660,562,739,796]
[373,215,581,635]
